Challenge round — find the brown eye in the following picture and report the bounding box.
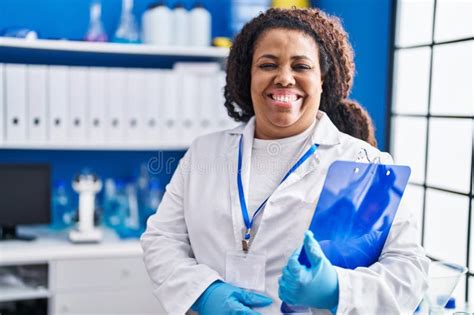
[259,63,277,70]
[293,64,311,71]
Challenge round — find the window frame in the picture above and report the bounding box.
[389,0,474,301]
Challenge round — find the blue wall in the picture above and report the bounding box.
[316,0,393,150]
[0,150,184,185]
[0,0,233,41]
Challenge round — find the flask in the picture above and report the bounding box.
[171,3,189,46]
[142,2,172,45]
[113,0,140,43]
[85,1,108,42]
[188,3,211,47]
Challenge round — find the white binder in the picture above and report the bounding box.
[216,71,234,130]
[27,65,48,144]
[124,68,146,144]
[88,67,107,144]
[68,67,88,144]
[161,70,179,146]
[198,72,217,136]
[143,69,161,145]
[5,63,27,144]
[48,65,69,144]
[0,64,4,145]
[177,70,198,145]
[105,67,126,144]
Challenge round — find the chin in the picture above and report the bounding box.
[269,117,300,129]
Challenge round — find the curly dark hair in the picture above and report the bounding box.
[224,7,377,147]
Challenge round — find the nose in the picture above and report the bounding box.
[273,66,295,87]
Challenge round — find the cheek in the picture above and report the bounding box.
[301,82,323,111]
[250,74,268,99]
[303,79,323,98]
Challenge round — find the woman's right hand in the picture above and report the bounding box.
[192,281,273,314]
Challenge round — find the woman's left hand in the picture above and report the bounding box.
[278,231,339,310]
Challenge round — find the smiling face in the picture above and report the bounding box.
[251,28,324,139]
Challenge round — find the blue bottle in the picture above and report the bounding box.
[141,178,163,228]
[102,178,115,227]
[51,180,74,229]
[136,163,150,216]
[103,178,128,229]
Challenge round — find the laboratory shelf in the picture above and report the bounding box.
[0,37,229,67]
[0,286,50,302]
[0,37,229,58]
[0,143,189,151]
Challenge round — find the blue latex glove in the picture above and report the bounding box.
[278,231,339,310]
[192,280,273,314]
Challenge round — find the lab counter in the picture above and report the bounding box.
[0,226,142,265]
[0,226,164,314]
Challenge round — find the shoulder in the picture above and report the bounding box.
[336,132,393,164]
[316,111,393,164]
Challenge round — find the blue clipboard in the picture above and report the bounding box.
[298,161,411,269]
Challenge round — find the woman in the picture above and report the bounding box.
[141,8,428,314]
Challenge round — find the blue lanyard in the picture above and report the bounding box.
[237,134,318,251]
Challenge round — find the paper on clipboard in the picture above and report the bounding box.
[299,161,411,269]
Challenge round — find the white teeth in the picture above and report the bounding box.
[271,95,297,102]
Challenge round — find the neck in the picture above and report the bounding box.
[254,117,316,140]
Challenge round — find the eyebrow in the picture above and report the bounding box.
[256,54,313,62]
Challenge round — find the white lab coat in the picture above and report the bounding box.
[141,111,429,315]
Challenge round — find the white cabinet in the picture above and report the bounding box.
[0,227,164,314]
[50,257,162,314]
[53,288,160,314]
[51,257,149,290]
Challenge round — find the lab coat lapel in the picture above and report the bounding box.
[277,111,341,190]
[226,117,256,250]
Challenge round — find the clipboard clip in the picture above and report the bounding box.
[360,148,381,164]
[354,149,394,180]
[354,148,381,174]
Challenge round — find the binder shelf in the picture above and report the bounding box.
[0,39,237,151]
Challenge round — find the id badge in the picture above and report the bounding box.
[225,251,266,292]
